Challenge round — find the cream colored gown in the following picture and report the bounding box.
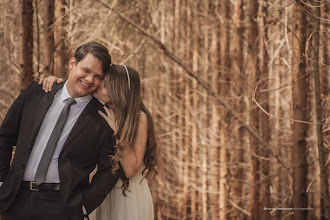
[109,164,154,219]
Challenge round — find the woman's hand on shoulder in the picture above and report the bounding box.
[39,76,64,92]
[98,105,117,133]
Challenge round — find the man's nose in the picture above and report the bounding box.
[85,74,94,84]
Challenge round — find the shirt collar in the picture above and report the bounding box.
[60,81,92,107]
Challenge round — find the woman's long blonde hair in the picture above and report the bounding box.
[105,64,157,195]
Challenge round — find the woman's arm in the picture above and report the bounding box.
[119,114,148,178]
[99,107,148,178]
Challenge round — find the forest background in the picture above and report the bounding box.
[0,0,329,219]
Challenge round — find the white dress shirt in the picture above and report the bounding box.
[23,82,92,183]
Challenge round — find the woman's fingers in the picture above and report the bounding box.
[98,110,107,121]
[98,110,112,127]
[43,79,48,91]
[99,108,117,132]
[48,76,59,92]
[103,106,115,119]
[103,106,111,115]
[40,76,63,92]
[47,79,53,92]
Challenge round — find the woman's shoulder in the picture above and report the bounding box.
[137,111,148,129]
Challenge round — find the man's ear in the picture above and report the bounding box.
[69,57,76,70]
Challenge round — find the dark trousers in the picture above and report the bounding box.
[1,187,68,220]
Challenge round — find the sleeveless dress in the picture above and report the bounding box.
[109,111,154,219]
[109,164,154,219]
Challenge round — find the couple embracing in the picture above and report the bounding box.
[0,42,157,220]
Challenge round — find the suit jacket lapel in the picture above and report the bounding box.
[29,83,64,146]
[61,98,98,151]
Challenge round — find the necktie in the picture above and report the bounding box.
[34,98,76,185]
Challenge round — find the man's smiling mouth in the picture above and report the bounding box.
[80,80,91,88]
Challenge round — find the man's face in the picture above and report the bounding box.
[67,53,104,98]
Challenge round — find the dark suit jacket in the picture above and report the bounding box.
[0,82,119,219]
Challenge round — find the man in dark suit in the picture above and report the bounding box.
[0,42,120,220]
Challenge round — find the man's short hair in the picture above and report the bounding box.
[73,41,111,75]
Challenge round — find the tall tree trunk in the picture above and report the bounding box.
[191,4,199,218]
[182,0,192,218]
[173,0,185,218]
[54,0,69,78]
[232,0,246,218]
[292,1,309,219]
[209,3,221,220]
[21,0,34,90]
[39,0,55,77]
[258,2,271,220]
[218,2,231,218]
[312,2,330,219]
[201,2,209,219]
[248,0,261,219]
[272,29,282,220]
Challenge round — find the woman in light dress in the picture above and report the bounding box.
[40,64,157,220]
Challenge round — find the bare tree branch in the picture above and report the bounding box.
[95,0,291,173]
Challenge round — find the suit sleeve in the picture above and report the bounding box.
[82,127,121,214]
[0,82,34,181]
